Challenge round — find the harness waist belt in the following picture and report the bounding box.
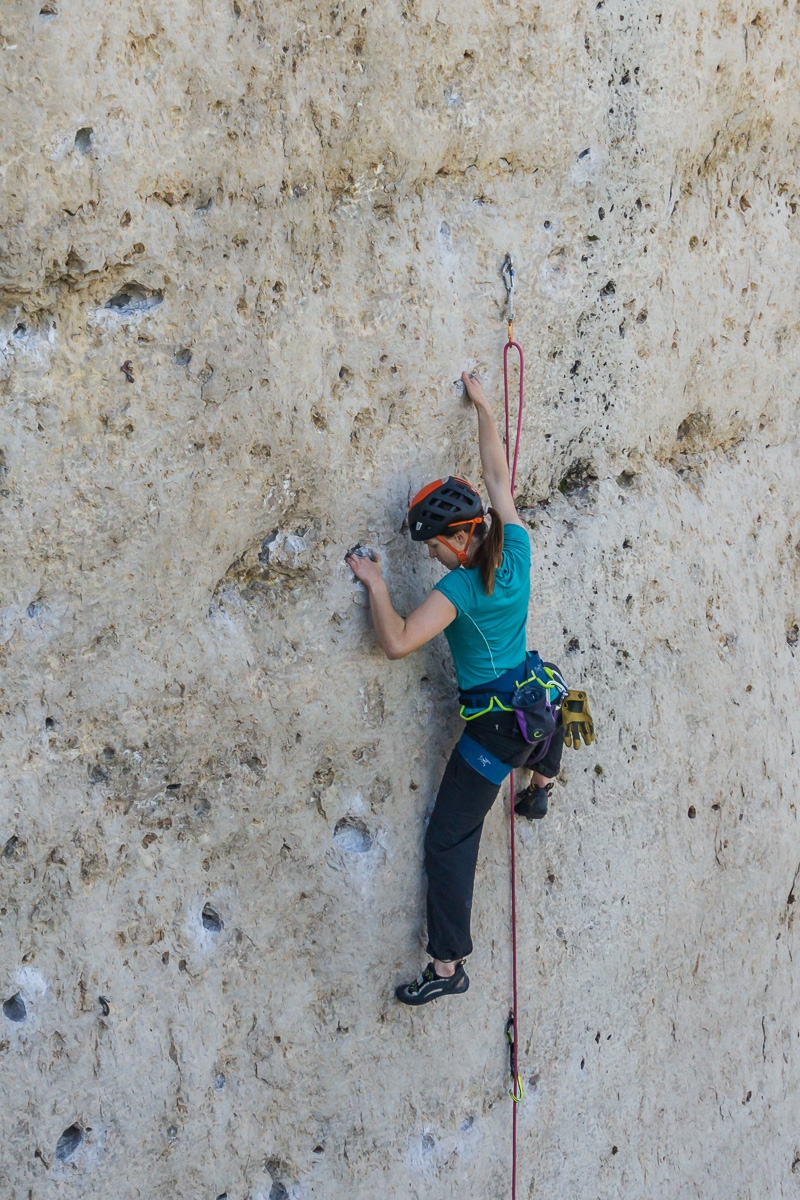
[457,732,513,785]
[459,657,529,709]
[459,651,554,718]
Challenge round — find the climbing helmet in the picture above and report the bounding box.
[408,476,484,564]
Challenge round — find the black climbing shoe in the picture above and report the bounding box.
[515,781,554,821]
[395,961,470,1006]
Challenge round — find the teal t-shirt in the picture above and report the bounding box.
[433,523,531,691]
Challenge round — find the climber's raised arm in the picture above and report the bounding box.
[345,551,456,659]
[461,371,522,528]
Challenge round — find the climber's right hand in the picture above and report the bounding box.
[461,371,490,409]
[346,550,383,588]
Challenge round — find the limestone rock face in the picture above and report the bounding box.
[2,1,800,1196]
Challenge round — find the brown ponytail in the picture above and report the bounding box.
[471,508,504,595]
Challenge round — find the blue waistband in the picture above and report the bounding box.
[457,732,513,785]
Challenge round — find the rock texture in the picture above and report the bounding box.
[2,1,800,1196]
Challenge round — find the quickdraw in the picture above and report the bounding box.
[502,253,524,496]
[505,1011,525,1104]
[501,252,515,346]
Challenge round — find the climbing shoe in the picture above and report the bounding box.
[395,961,470,1006]
[515,781,554,821]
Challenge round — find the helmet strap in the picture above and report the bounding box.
[436,518,481,566]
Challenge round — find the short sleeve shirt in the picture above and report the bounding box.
[433,523,531,691]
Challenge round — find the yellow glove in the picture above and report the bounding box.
[561,690,594,749]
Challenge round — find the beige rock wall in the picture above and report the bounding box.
[2,0,800,1196]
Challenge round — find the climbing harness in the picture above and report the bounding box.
[458,653,567,726]
[455,654,568,789]
[502,251,524,1200]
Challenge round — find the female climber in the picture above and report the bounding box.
[346,371,566,1006]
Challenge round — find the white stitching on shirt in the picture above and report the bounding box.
[461,612,498,677]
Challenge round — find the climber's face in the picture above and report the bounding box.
[425,531,468,570]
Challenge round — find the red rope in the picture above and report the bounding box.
[503,337,524,1200]
[504,340,524,495]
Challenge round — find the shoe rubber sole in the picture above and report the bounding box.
[395,968,470,1006]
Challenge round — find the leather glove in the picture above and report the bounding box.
[561,690,594,749]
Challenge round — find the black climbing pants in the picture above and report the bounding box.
[424,710,565,963]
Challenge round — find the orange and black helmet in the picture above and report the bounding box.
[408,476,483,542]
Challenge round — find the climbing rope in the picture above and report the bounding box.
[503,253,524,492]
[502,251,525,1200]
